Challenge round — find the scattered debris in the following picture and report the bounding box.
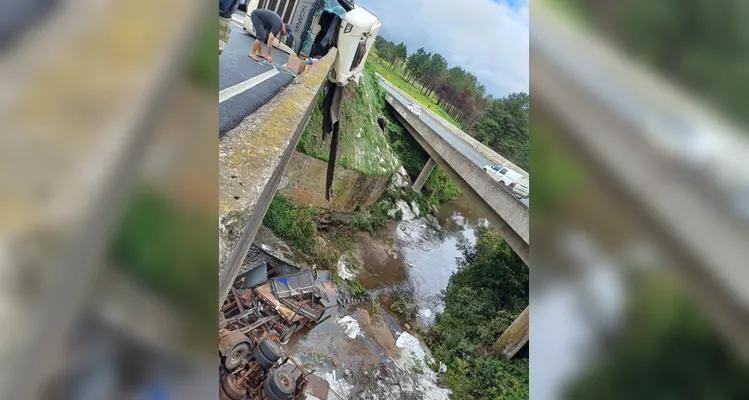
[337,316,362,339]
[389,199,417,221]
[337,259,356,280]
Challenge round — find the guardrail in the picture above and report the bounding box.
[218,49,338,307]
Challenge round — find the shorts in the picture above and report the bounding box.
[250,11,268,43]
[219,16,232,54]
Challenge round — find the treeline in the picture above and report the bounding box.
[375,36,529,170]
[427,226,529,399]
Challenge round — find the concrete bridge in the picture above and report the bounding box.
[382,81,530,265]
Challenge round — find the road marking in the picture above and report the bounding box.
[220,69,279,103]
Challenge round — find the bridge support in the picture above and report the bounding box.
[492,306,529,359]
[413,157,436,193]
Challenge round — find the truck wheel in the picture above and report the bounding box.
[279,322,299,345]
[224,343,249,370]
[253,343,275,369]
[264,369,295,399]
[259,337,282,362]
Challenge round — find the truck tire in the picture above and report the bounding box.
[224,343,249,370]
[264,369,295,400]
[279,322,300,345]
[258,337,282,363]
[253,344,275,369]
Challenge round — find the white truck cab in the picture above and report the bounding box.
[243,0,381,86]
[483,165,530,199]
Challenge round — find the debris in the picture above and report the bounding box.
[337,316,362,339]
[438,362,447,374]
[337,259,356,280]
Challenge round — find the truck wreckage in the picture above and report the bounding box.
[219,264,338,400]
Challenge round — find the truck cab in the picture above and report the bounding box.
[243,0,381,86]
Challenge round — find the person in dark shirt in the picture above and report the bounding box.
[248,9,291,63]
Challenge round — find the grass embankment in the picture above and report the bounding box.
[298,63,400,176]
[368,52,462,129]
[427,227,529,399]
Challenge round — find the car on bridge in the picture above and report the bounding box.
[407,103,422,117]
[483,165,529,199]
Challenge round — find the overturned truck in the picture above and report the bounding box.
[219,265,337,399]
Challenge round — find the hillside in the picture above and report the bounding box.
[297,64,401,176]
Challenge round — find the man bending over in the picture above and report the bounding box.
[248,8,291,63]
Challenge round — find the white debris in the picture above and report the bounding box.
[336,259,356,280]
[337,316,361,339]
[410,201,421,217]
[418,308,432,319]
[388,200,416,221]
[395,332,426,366]
[438,362,447,374]
[321,371,353,399]
[388,166,411,191]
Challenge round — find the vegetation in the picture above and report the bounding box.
[565,273,749,399]
[384,116,461,206]
[472,92,530,171]
[263,195,340,270]
[111,188,217,326]
[369,52,462,128]
[191,17,219,89]
[347,199,393,233]
[427,227,529,399]
[297,62,400,176]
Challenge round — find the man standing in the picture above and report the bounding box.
[248,9,292,63]
[219,0,240,55]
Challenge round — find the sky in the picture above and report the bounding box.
[357,0,529,98]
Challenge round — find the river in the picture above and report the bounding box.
[282,194,486,399]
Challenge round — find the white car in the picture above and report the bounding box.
[483,165,530,199]
[406,103,422,117]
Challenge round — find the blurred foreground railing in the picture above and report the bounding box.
[0,0,209,398]
[530,0,749,355]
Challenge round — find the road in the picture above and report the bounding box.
[380,81,530,208]
[219,14,295,138]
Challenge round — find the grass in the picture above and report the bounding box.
[263,195,341,270]
[297,63,400,176]
[368,53,463,130]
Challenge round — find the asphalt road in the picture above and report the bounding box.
[219,18,295,138]
[381,81,530,208]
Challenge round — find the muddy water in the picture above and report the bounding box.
[357,194,487,327]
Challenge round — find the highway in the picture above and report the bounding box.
[220,15,295,138]
[379,80,530,208]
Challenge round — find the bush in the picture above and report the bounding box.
[427,226,529,399]
[263,195,318,254]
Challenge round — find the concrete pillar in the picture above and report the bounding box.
[413,157,437,193]
[491,306,529,359]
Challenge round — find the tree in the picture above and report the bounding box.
[427,226,528,399]
[471,92,530,170]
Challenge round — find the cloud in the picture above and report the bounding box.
[357,0,529,97]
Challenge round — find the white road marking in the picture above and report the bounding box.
[219,63,289,104]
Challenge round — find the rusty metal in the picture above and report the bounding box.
[231,287,245,313]
[222,375,248,400]
[219,329,252,355]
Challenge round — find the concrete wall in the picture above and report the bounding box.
[279,151,390,211]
